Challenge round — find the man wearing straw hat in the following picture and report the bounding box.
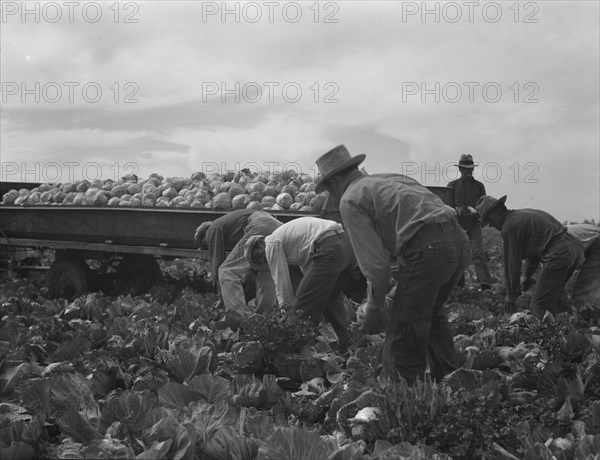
[476,195,584,318]
[314,145,469,384]
[447,154,493,291]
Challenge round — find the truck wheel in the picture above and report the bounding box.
[46,258,93,299]
[116,256,161,294]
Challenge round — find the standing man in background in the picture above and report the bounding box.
[447,154,493,291]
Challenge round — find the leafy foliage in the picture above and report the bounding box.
[1,238,600,459]
[158,382,200,410]
[188,374,232,404]
[166,335,216,383]
[256,427,335,460]
[98,390,156,436]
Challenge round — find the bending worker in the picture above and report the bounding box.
[566,224,600,306]
[477,195,583,318]
[195,209,280,316]
[244,216,356,353]
[314,145,469,384]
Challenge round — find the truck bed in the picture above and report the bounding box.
[0,206,317,251]
[1,182,454,259]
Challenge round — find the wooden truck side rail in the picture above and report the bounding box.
[0,237,206,260]
[0,205,320,255]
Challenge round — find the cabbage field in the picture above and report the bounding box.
[1,224,600,459]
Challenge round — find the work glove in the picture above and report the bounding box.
[518,276,535,295]
[468,207,481,220]
[194,226,209,248]
[357,301,389,334]
[194,228,202,246]
[457,206,470,218]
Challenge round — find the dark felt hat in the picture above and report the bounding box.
[455,154,479,169]
[476,195,507,224]
[315,145,366,193]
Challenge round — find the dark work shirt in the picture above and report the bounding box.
[501,209,566,300]
[206,209,255,283]
[340,174,456,306]
[447,176,486,230]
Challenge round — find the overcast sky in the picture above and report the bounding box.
[1,0,598,222]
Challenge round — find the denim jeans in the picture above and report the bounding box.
[468,224,492,287]
[530,233,583,317]
[291,232,356,349]
[572,237,600,305]
[383,221,469,383]
[219,212,280,315]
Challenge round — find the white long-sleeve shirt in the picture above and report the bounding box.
[265,217,342,307]
[567,224,600,251]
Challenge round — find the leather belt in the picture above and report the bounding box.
[314,228,345,246]
[417,219,459,238]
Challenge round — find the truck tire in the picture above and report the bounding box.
[46,258,93,299]
[116,255,161,294]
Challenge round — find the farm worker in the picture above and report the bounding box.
[194,209,281,316]
[447,154,493,291]
[566,224,600,306]
[314,145,469,384]
[477,195,584,318]
[244,216,356,353]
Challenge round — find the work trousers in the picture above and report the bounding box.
[219,212,279,316]
[291,232,356,350]
[383,220,469,383]
[457,223,492,288]
[530,233,582,318]
[572,237,600,306]
[468,224,492,287]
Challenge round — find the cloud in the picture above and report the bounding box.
[1,1,598,222]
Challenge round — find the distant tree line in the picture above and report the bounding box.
[563,219,598,226]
